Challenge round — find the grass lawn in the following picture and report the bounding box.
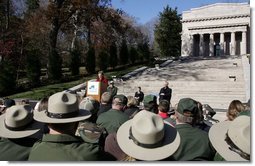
[7,64,144,100]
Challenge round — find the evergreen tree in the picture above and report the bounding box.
[0,59,17,96]
[109,42,118,69]
[154,6,181,57]
[26,0,39,13]
[48,49,62,80]
[98,50,109,71]
[129,46,138,64]
[26,48,41,87]
[85,47,96,74]
[119,39,129,65]
[70,48,80,76]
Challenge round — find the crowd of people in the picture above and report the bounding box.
[0,72,250,161]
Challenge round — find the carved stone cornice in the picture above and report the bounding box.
[181,14,250,23]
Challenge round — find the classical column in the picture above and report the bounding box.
[209,33,214,56]
[190,35,194,56]
[199,34,204,56]
[220,33,225,56]
[230,32,236,55]
[241,31,247,55]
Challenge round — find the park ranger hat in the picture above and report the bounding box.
[209,115,250,161]
[117,111,180,161]
[0,105,41,138]
[34,92,91,123]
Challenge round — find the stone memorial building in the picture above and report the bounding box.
[181,3,250,57]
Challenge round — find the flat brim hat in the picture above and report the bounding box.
[0,105,41,138]
[117,111,180,161]
[34,92,91,123]
[209,115,250,161]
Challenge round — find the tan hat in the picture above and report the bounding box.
[0,105,41,138]
[117,111,180,161]
[34,92,91,123]
[209,115,250,161]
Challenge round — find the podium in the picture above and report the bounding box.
[86,80,107,102]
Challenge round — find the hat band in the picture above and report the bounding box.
[4,119,34,131]
[128,127,164,148]
[46,110,78,119]
[225,132,250,160]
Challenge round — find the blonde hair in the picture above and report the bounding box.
[127,96,138,107]
[227,100,245,121]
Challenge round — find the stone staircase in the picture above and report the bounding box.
[117,56,248,110]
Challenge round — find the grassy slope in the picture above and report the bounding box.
[7,65,143,100]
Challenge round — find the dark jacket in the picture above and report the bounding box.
[171,123,216,161]
[0,137,38,161]
[28,134,101,161]
[159,86,172,102]
[96,109,129,133]
[134,91,144,103]
[124,106,140,118]
[107,86,118,99]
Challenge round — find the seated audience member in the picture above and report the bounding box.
[0,105,44,160]
[104,133,135,161]
[116,111,180,161]
[226,100,246,121]
[171,98,216,161]
[97,92,112,116]
[96,94,129,134]
[158,100,170,119]
[107,81,118,99]
[143,94,158,114]
[124,96,140,119]
[96,70,108,85]
[34,97,48,112]
[209,115,250,161]
[28,92,102,161]
[79,96,100,123]
[0,98,16,115]
[134,87,144,104]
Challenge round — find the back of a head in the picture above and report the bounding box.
[227,100,246,121]
[158,100,170,113]
[175,98,200,124]
[127,96,138,107]
[143,95,158,114]
[112,95,128,109]
[101,92,112,104]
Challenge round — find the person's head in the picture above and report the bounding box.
[79,96,100,123]
[175,98,200,125]
[98,70,104,79]
[109,81,114,87]
[138,87,141,91]
[158,100,170,113]
[116,111,180,161]
[0,105,42,139]
[143,95,158,114]
[127,96,139,108]
[101,92,112,104]
[112,94,128,111]
[164,81,169,87]
[33,92,91,135]
[37,97,48,112]
[0,98,16,114]
[227,100,246,121]
[209,115,250,161]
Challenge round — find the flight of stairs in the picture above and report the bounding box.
[117,56,248,110]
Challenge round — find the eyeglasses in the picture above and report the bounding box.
[225,133,250,160]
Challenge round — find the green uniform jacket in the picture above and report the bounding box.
[107,86,118,98]
[96,109,129,133]
[0,137,38,161]
[171,124,216,161]
[28,134,101,161]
